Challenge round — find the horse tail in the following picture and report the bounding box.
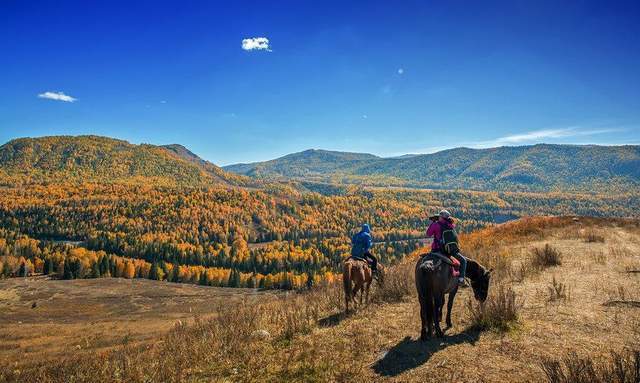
[343,261,353,300]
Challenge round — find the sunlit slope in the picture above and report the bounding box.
[0,135,248,186]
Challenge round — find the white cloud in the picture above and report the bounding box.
[492,128,575,145]
[397,68,404,75]
[242,37,271,51]
[37,91,77,102]
[409,127,625,155]
[485,127,621,147]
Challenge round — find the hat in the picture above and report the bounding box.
[439,210,451,219]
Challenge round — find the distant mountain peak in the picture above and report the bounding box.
[162,144,205,163]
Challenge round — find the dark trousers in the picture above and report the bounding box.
[364,251,378,271]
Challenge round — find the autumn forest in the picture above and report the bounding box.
[0,136,638,289]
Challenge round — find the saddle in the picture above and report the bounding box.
[421,252,460,278]
[348,255,373,268]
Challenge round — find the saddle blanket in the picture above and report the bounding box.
[422,252,460,278]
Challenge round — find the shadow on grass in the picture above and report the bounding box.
[372,329,481,377]
[318,311,353,327]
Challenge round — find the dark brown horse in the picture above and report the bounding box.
[415,253,491,340]
[343,258,384,312]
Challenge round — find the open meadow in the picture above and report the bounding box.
[0,278,275,366]
[2,216,639,382]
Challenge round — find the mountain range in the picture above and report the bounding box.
[224,145,640,192]
[1,135,638,192]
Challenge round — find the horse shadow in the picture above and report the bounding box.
[372,328,481,377]
[318,311,352,327]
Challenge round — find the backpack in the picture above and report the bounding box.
[438,222,459,255]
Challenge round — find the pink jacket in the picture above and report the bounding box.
[426,220,455,251]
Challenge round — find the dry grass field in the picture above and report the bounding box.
[0,278,275,365]
[315,219,640,382]
[1,216,639,382]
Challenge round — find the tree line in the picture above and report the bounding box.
[0,182,637,289]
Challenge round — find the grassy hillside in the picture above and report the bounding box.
[224,144,640,192]
[2,217,638,382]
[0,135,248,187]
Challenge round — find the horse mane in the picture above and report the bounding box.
[466,259,487,281]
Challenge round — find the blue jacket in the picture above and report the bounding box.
[351,224,372,258]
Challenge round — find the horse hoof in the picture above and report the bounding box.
[420,330,430,341]
[446,321,452,328]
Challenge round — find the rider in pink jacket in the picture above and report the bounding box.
[426,216,455,251]
[426,209,467,286]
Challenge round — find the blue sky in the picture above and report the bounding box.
[1,0,639,165]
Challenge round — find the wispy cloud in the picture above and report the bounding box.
[404,127,626,156]
[242,37,271,51]
[38,91,77,102]
[481,127,622,147]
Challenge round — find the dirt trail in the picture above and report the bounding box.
[292,223,640,382]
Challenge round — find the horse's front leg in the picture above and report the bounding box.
[345,288,351,313]
[446,286,458,328]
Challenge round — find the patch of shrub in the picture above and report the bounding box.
[610,246,633,258]
[531,244,562,269]
[371,257,415,303]
[590,250,607,265]
[467,285,520,332]
[584,230,605,243]
[547,276,569,302]
[541,349,640,383]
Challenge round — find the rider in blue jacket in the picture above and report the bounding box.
[351,224,378,273]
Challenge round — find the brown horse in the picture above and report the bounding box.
[343,257,384,312]
[415,253,491,340]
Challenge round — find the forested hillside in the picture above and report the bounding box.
[0,135,248,186]
[1,182,638,288]
[1,135,639,290]
[225,144,640,192]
